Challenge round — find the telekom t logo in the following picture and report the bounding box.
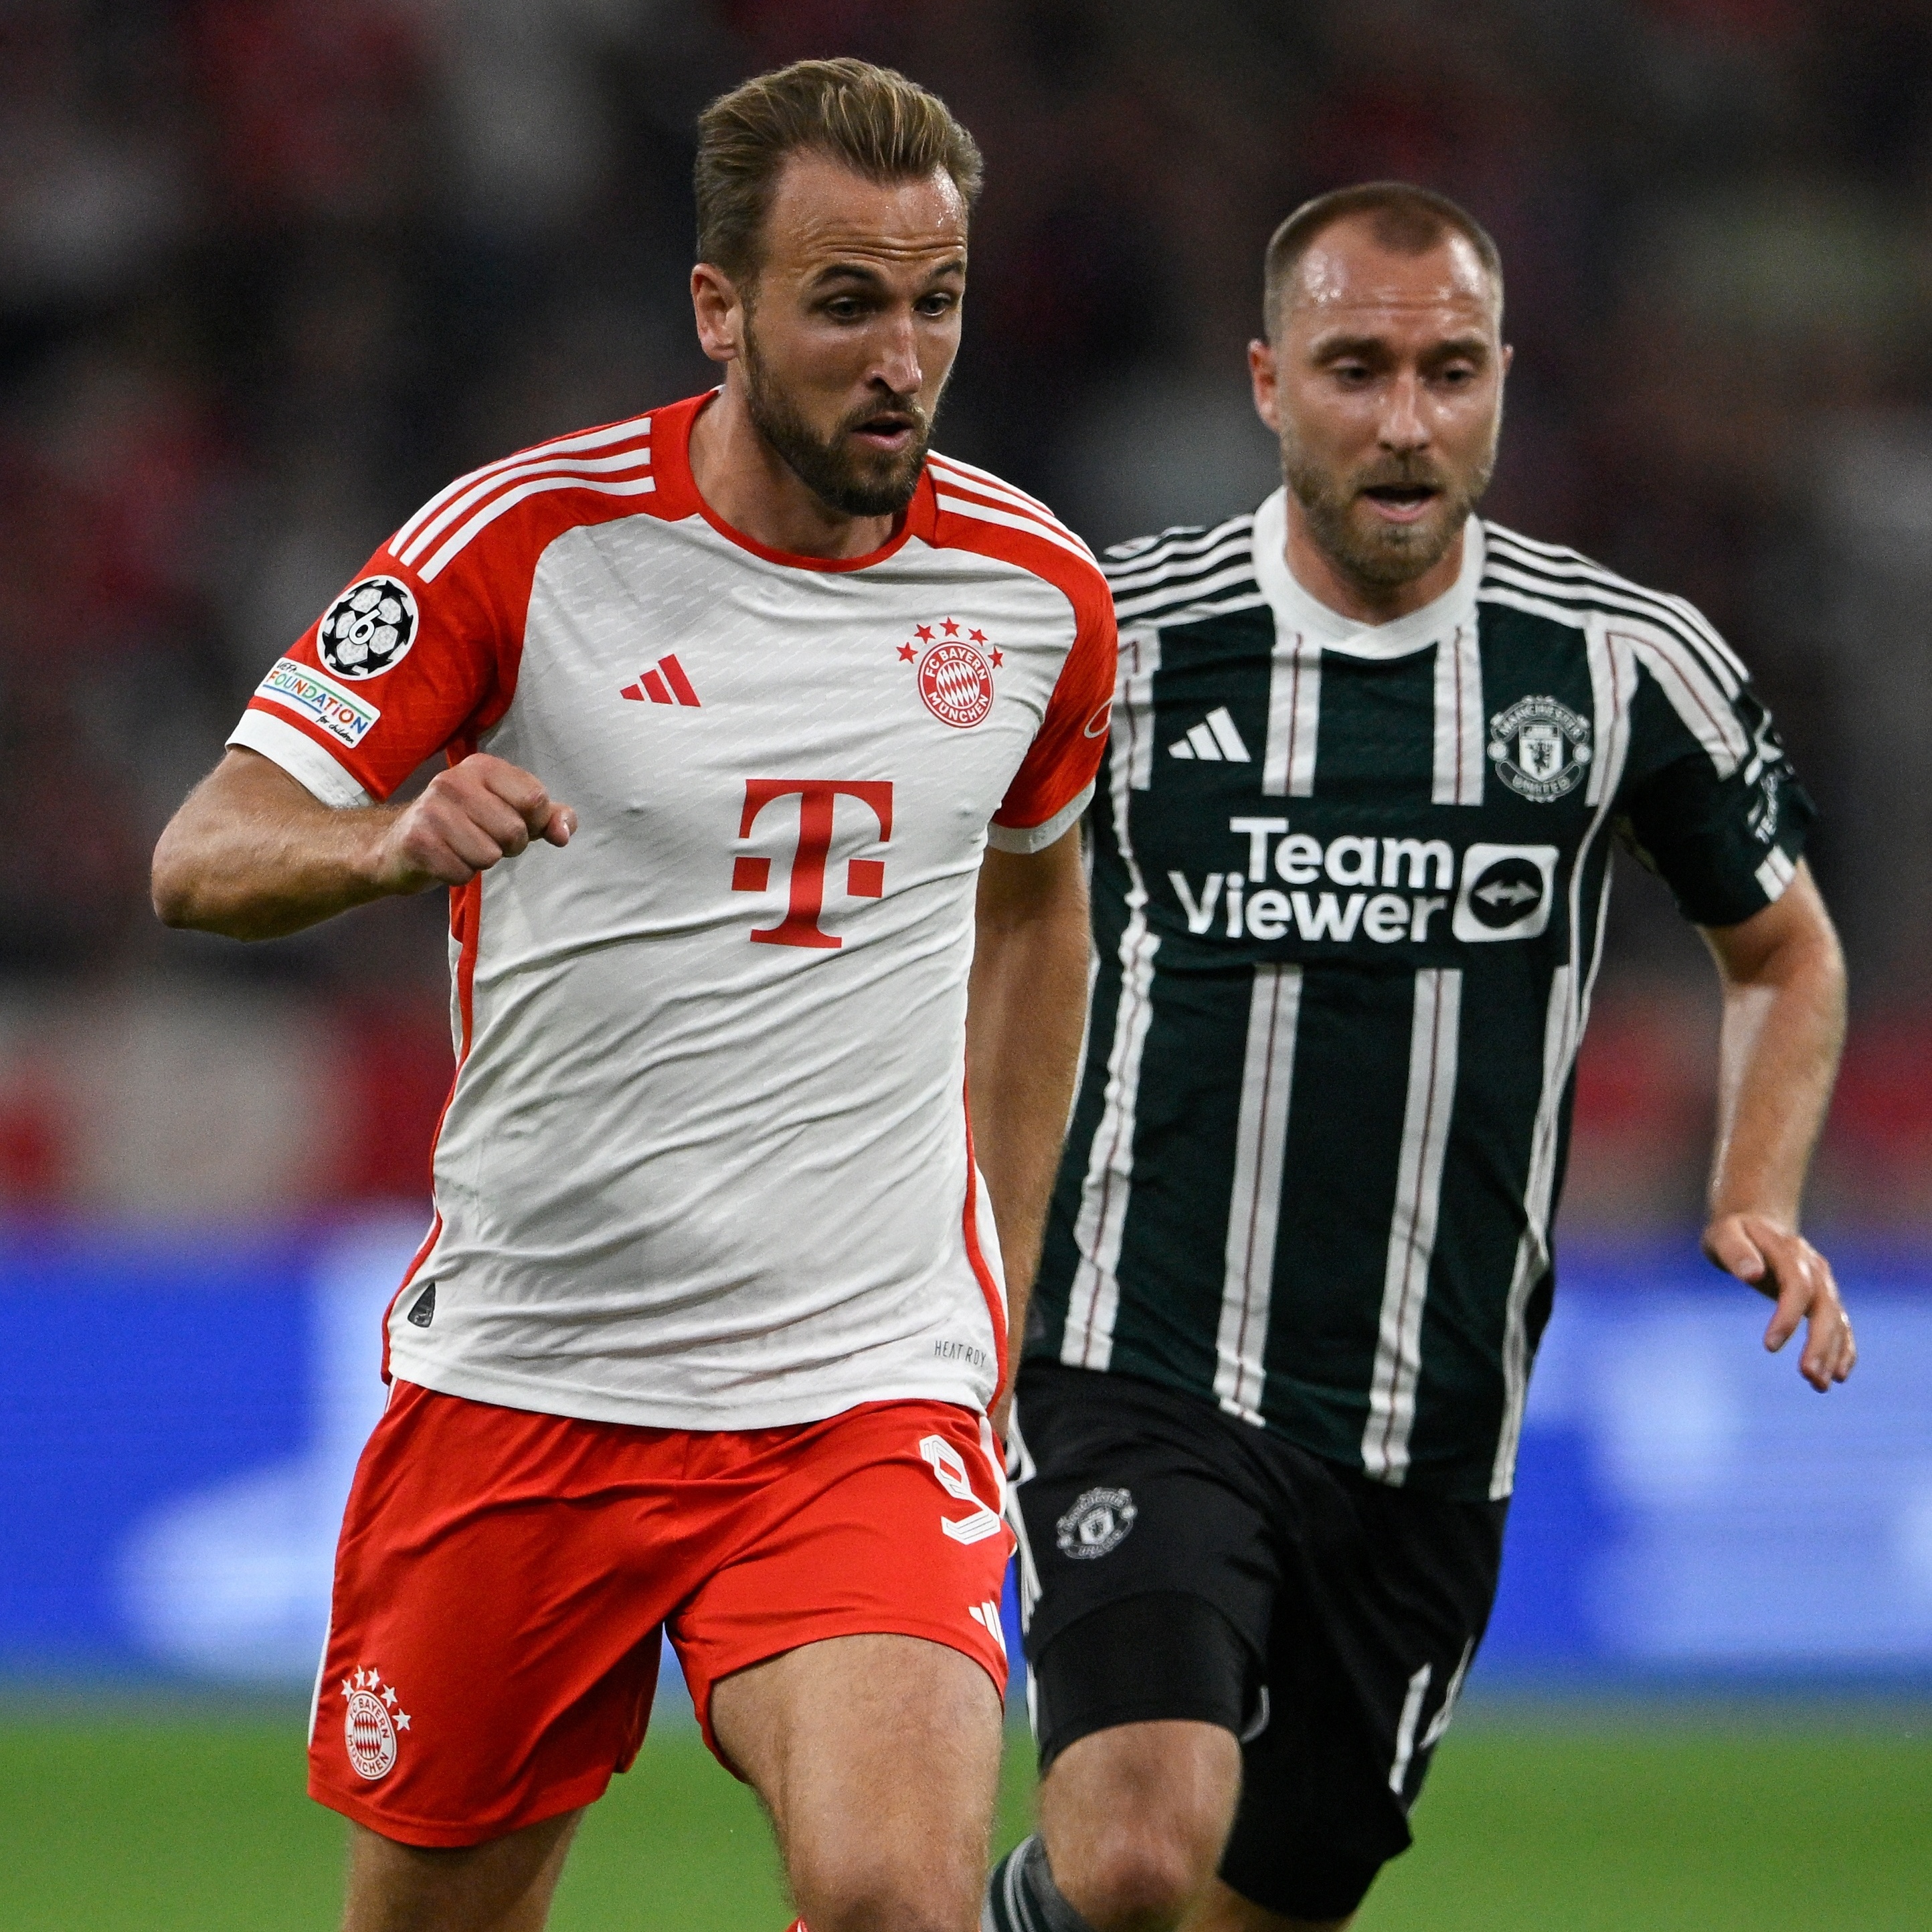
[731,780,894,949]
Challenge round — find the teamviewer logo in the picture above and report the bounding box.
[1452,843,1559,942]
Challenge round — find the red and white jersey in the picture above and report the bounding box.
[229,391,1116,1430]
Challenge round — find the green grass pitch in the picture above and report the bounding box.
[1,1701,1927,1929]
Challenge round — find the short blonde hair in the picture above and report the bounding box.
[1263,182,1502,337]
[695,58,984,281]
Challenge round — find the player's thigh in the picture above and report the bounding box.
[340,1810,582,1932]
[685,1401,1013,1929]
[711,1630,1004,1931]
[1217,1472,1504,1927]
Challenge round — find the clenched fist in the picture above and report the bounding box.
[375,754,578,893]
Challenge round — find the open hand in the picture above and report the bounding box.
[1701,1212,1855,1391]
[375,753,576,892]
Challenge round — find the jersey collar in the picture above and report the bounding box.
[1250,486,1484,658]
[653,389,938,572]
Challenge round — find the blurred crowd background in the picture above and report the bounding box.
[2,0,1929,1229]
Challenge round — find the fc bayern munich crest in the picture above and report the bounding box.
[898,618,1000,729]
[317,576,418,680]
[341,1664,412,1781]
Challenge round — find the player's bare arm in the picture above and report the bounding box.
[151,745,575,942]
[966,824,1091,1431]
[1698,858,1854,1390]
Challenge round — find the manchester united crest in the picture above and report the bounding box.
[1055,1486,1138,1560]
[1487,694,1592,802]
[897,618,1000,728]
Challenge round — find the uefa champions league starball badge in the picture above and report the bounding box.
[316,577,420,681]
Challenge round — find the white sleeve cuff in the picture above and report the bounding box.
[228,708,375,808]
[986,779,1093,855]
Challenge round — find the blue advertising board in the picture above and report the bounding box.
[3,1217,1928,1692]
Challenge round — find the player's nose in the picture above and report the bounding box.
[871,312,923,396]
[1377,371,1430,451]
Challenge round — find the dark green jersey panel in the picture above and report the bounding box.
[1031,498,1814,1500]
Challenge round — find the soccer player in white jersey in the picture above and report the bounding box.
[152,60,1116,1932]
[984,185,1854,1932]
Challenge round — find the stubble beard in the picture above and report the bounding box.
[1283,437,1497,592]
[741,326,934,520]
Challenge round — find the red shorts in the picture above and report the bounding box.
[307,1381,1014,1848]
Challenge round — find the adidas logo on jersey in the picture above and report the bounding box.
[620,654,701,707]
[1168,707,1250,762]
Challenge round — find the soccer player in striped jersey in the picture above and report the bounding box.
[155,61,1115,1932]
[984,184,1854,1932]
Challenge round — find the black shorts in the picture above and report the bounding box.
[1010,1362,1507,1923]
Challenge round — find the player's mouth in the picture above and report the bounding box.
[849,409,919,455]
[1358,482,1442,525]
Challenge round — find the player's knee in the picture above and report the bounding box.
[796,1848,974,1932]
[1058,1818,1221,1932]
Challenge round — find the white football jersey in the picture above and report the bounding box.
[230,392,1117,1429]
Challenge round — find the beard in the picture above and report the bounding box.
[1283,438,1496,590]
[741,329,934,519]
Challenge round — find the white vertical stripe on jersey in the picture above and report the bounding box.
[1430,624,1486,805]
[1261,632,1322,798]
[388,415,651,557]
[1482,536,1747,693]
[1063,633,1162,1371]
[1614,624,1751,776]
[1491,627,1636,1497]
[397,445,654,567]
[419,474,659,580]
[1362,967,1463,1482]
[1485,582,1750,782]
[1122,627,1162,792]
[1215,962,1304,1423]
[1490,962,1575,1500]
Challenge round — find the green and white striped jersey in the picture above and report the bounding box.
[1029,489,1814,1500]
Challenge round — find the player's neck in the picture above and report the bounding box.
[688,385,901,561]
[1282,499,1467,628]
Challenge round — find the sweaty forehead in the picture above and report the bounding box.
[762,153,968,277]
[1287,222,1496,327]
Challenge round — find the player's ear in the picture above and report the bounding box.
[1249,338,1280,435]
[691,262,747,365]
